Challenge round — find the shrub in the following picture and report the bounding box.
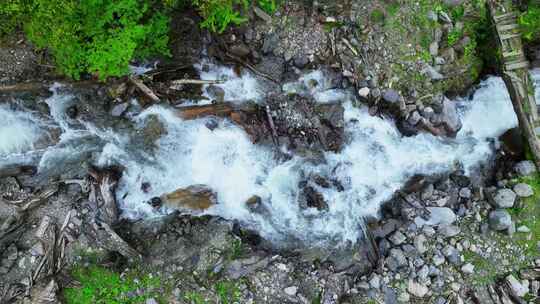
[0,0,26,36]
[22,0,170,80]
[63,265,164,304]
[519,3,540,42]
[192,0,249,33]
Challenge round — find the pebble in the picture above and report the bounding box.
[284,286,298,296]
[389,231,407,245]
[414,234,428,254]
[407,280,428,297]
[461,263,474,274]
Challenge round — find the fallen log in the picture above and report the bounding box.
[0,80,101,95]
[129,77,160,103]
[0,164,37,179]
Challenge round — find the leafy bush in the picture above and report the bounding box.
[23,0,170,80]
[519,3,540,42]
[0,0,25,36]
[192,0,248,33]
[64,265,164,304]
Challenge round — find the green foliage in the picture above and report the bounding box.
[215,281,241,304]
[257,0,277,14]
[447,28,463,46]
[23,0,170,80]
[64,265,164,304]
[370,8,385,24]
[0,0,26,36]
[192,0,248,33]
[184,292,207,304]
[519,3,540,42]
[511,174,540,257]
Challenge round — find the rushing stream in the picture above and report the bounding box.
[1,67,538,247]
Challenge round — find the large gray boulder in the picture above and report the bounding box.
[439,98,462,136]
[489,210,512,231]
[489,189,516,208]
[414,207,456,227]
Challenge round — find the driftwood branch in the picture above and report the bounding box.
[129,77,160,103]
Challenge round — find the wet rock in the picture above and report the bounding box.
[111,102,129,117]
[159,185,217,211]
[66,105,78,119]
[489,188,516,208]
[206,85,225,103]
[205,118,219,131]
[141,114,167,147]
[489,209,512,231]
[499,128,524,158]
[303,186,328,211]
[513,183,533,198]
[439,98,462,136]
[514,160,537,176]
[407,111,422,126]
[229,43,251,57]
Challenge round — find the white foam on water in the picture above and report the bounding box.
[195,60,262,103]
[5,66,531,247]
[0,105,44,156]
[104,70,520,246]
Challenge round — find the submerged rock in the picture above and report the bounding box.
[158,185,217,211]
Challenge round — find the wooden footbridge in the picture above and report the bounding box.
[487,0,540,167]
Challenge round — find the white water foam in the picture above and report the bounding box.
[98,70,520,246]
[12,68,537,246]
[195,60,262,103]
[0,105,45,156]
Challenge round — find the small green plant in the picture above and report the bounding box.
[519,3,540,42]
[185,292,207,304]
[64,265,164,304]
[370,8,385,24]
[215,281,241,304]
[192,0,248,33]
[447,28,463,46]
[257,0,277,14]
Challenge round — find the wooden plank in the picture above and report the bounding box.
[493,12,518,22]
[496,23,520,31]
[499,33,521,40]
[505,61,529,70]
[502,50,523,58]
